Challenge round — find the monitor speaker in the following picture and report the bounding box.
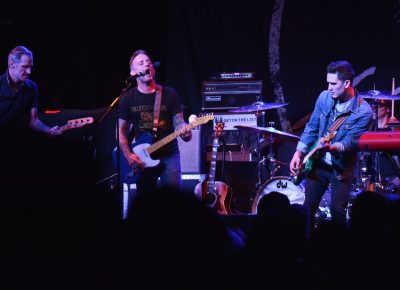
[178,128,201,174]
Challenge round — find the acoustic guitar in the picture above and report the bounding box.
[194,119,231,214]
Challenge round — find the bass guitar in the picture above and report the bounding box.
[194,119,231,214]
[113,114,214,184]
[60,117,94,132]
[292,131,337,186]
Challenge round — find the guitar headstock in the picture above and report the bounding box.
[325,130,337,141]
[213,117,225,138]
[189,114,214,127]
[66,117,94,128]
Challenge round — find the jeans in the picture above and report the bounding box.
[304,162,353,227]
[136,151,182,194]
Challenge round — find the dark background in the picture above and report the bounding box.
[2,0,400,182]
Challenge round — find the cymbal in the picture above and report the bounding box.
[234,125,300,142]
[229,101,288,113]
[359,90,400,100]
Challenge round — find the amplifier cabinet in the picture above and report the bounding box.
[201,80,263,111]
[178,128,201,173]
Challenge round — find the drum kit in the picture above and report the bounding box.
[227,101,305,214]
[355,89,400,194]
[226,87,400,215]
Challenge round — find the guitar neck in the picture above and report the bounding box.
[303,131,337,163]
[208,137,219,186]
[60,123,80,132]
[303,145,319,163]
[147,122,195,154]
[59,117,93,133]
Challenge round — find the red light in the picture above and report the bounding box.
[44,110,61,114]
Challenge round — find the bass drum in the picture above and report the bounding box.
[251,176,305,214]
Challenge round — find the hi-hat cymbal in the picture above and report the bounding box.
[234,125,300,142]
[229,101,288,113]
[359,90,400,100]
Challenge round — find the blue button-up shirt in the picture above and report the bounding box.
[296,90,373,180]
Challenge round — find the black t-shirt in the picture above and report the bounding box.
[0,72,38,130]
[119,86,183,158]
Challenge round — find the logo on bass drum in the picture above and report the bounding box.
[276,179,288,189]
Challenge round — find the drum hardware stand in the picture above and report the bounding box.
[256,121,283,179]
[369,100,385,192]
[245,110,267,208]
[254,111,266,189]
[388,77,399,124]
[385,152,400,178]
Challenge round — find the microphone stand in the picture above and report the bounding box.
[96,79,135,196]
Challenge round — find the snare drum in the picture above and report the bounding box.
[251,176,305,214]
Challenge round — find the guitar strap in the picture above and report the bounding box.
[327,112,350,135]
[152,85,162,138]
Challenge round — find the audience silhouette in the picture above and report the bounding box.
[1,131,400,289]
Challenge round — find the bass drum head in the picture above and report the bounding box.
[251,176,305,214]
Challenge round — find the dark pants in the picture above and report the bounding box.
[136,151,182,194]
[304,162,353,227]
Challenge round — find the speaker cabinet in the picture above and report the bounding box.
[178,128,201,173]
[201,80,263,111]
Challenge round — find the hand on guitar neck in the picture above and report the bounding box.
[47,117,93,137]
[291,131,338,185]
[113,115,214,184]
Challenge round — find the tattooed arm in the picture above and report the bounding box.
[173,112,192,142]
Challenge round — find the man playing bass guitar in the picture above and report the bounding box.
[289,60,372,231]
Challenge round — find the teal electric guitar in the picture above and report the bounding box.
[292,131,337,186]
[292,112,351,186]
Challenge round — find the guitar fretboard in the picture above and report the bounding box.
[60,117,93,132]
[208,137,219,188]
[147,122,195,154]
[146,115,213,154]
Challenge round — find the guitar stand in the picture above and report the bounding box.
[95,173,119,193]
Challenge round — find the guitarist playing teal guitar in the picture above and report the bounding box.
[289,60,373,229]
[292,130,338,186]
[292,110,351,186]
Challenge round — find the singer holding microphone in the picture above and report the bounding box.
[118,49,192,194]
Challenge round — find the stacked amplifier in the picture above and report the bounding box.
[201,80,263,111]
[200,79,264,151]
[198,80,264,212]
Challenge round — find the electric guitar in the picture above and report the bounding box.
[113,115,214,184]
[194,119,231,214]
[59,117,94,132]
[292,131,337,185]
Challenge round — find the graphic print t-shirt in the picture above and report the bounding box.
[119,86,183,158]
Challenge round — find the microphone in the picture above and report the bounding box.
[125,62,160,84]
[125,71,147,85]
